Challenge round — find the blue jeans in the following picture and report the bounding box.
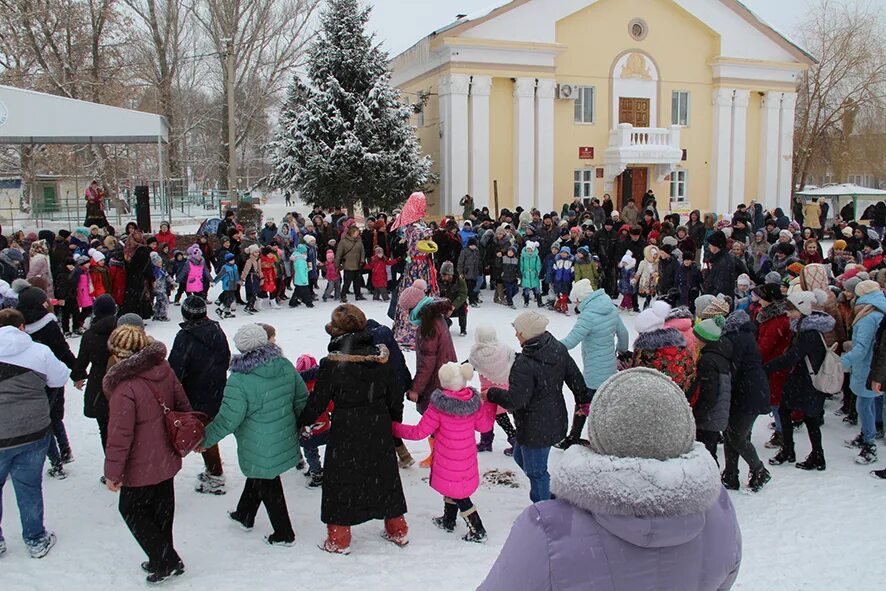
[522,287,540,300]
[771,405,782,434]
[299,431,329,474]
[504,282,518,303]
[46,419,70,468]
[473,275,486,294]
[857,397,880,444]
[512,444,551,503]
[0,435,50,543]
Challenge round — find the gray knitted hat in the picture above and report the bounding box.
[234,323,268,353]
[588,368,696,460]
[117,313,145,330]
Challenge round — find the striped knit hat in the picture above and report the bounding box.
[108,325,152,359]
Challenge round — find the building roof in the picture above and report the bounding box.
[0,85,168,144]
[796,184,886,198]
[396,0,815,65]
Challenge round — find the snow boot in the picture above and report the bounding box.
[419,437,434,468]
[503,437,515,457]
[795,451,826,471]
[461,508,487,544]
[396,444,415,468]
[844,433,864,448]
[227,511,254,532]
[523,293,530,308]
[748,468,771,492]
[720,470,740,491]
[382,516,409,547]
[870,468,886,479]
[764,431,783,449]
[321,525,351,554]
[264,534,295,547]
[555,415,589,450]
[432,500,458,533]
[194,472,226,495]
[145,561,185,584]
[856,443,878,465]
[306,470,323,489]
[477,431,494,453]
[47,464,67,480]
[768,448,795,466]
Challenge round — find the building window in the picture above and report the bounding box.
[574,87,595,124]
[670,170,688,202]
[574,169,594,198]
[672,91,689,126]
[628,18,648,41]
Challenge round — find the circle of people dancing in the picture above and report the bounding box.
[1,190,885,590]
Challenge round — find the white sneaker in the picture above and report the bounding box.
[0,538,6,557]
[269,300,281,309]
[26,532,56,559]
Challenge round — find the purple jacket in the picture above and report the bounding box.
[478,443,741,591]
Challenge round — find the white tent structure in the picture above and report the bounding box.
[796,184,886,223]
[0,84,170,220]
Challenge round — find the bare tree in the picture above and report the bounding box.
[794,0,886,190]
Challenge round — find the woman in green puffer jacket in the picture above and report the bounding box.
[201,323,308,546]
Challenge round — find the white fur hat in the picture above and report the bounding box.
[570,278,594,303]
[438,362,474,391]
[650,299,672,320]
[88,248,105,263]
[634,308,665,334]
[787,290,816,316]
[525,240,539,250]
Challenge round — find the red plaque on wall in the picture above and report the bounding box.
[596,168,604,178]
[579,147,594,160]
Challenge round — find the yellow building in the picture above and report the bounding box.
[390,0,814,217]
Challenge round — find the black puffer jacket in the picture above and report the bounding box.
[168,318,231,417]
[722,310,770,416]
[487,331,588,447]
[694,337,733,432]
[73,313,117,418]
[764,312,835,416]
[703,249,736,296]
[367,319,412,393]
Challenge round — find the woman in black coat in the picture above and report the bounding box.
[765,301,835,471]
[120,230,154,319]
[73,295,118,454]
[721,310,771,492]
[299,304,408,554]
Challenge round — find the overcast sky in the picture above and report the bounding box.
[367,0,814,57]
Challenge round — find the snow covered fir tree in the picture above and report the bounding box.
[271,0,432,213]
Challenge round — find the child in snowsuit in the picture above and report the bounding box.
[288,244,313,308]
[364,246,397,301]
[572,246,598,291]
[520,241,543,308]
[297,354,330,488]
[73,255,94,333]
[259,246,280,309]
[393,363,496,543]
[501,247,519,309]
[149,251,174,321]
[177,243,210,300]
[618,251,638,312]
[170,250,187,305]
[212,252,240,318]
[552,246,575,314]
[322,250,341,302]
[470,326,519,456]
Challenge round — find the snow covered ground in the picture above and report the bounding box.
[3,199,885,589]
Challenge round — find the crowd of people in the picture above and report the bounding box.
[1,190,885,590]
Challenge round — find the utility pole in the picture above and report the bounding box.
[225,37,237,203]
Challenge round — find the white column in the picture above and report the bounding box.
[535,79,555,214]
[710,88,734,215]
[469,75,492,211]
[439,73,470,215]
[758,91,781,210]
[776,92,797,214]
[729,89,750,210]
[514,78,537,209]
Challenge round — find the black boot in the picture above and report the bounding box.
[748,467,771,492]
[768,447,796,466]
[554,414,589,450]
[536,293,544,308]
[795,451,826,471]
[720,470,740,491]
[462,509,487,543]
[432,501,458,532]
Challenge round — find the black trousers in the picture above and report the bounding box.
[97,416,108,453]
[288,285,313,307]
[779,403,823,455]
[466,279,478,304]
[445,307,467,333]
[119,478,181,572]
[341,270,363,297]
[234,476,294,541]
[696,429,720,465]
[723,413,764,473]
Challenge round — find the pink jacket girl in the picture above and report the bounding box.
[393,363,496,500]
[75,260,94,308]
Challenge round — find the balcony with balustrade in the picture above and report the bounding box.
[603,123,683,186]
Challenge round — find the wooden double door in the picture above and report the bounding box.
[616,167,648,210]
[619,97,650,128]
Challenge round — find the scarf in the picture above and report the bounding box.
[124,230,146,261]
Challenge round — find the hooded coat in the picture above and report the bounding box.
[722,311,771,416]
[73,313,116,418]
[704,249,736,296]
[764,312,836,415]
[841,290,886,398]
[201,344,308,479]
[693,338,733,432]
[561,289,629,390]
[103,342,193,487]
[755,300,793,407]
[478,444,741,591]
[393,387,496,499]
[168,318,231,417]
[299,331,408,526]
[632,328,696,394]
[487,332,588,448]
[121,245,154,319]
[519,248,542,289]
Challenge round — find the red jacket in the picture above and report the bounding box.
[155,230,177,251]
[756,303,793,407]
[103,342,192,487]
[108,261,126,305]
[363,255,397,289]
[260,254,277,293]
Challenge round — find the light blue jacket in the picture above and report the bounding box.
[560,289,629,390]
[291,244,309,286]
[842,290,886,398]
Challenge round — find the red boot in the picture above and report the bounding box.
[383,515,409,547]
[321,524,351,554]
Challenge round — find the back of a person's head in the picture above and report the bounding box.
[0,307,25,328]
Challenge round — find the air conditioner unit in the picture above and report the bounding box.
[558,84,578,100]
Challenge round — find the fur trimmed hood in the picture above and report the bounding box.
[792,310,836,334]
[326,343,390,365]
[665,306,693,321]
[430,387,481,416]
[24,313,57,335]
[756,299,790,325]
[633,327,686,351]
[230,343,284,374]
[103,341,168,393]
[550,442,721,519]
[722,309,751,334]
